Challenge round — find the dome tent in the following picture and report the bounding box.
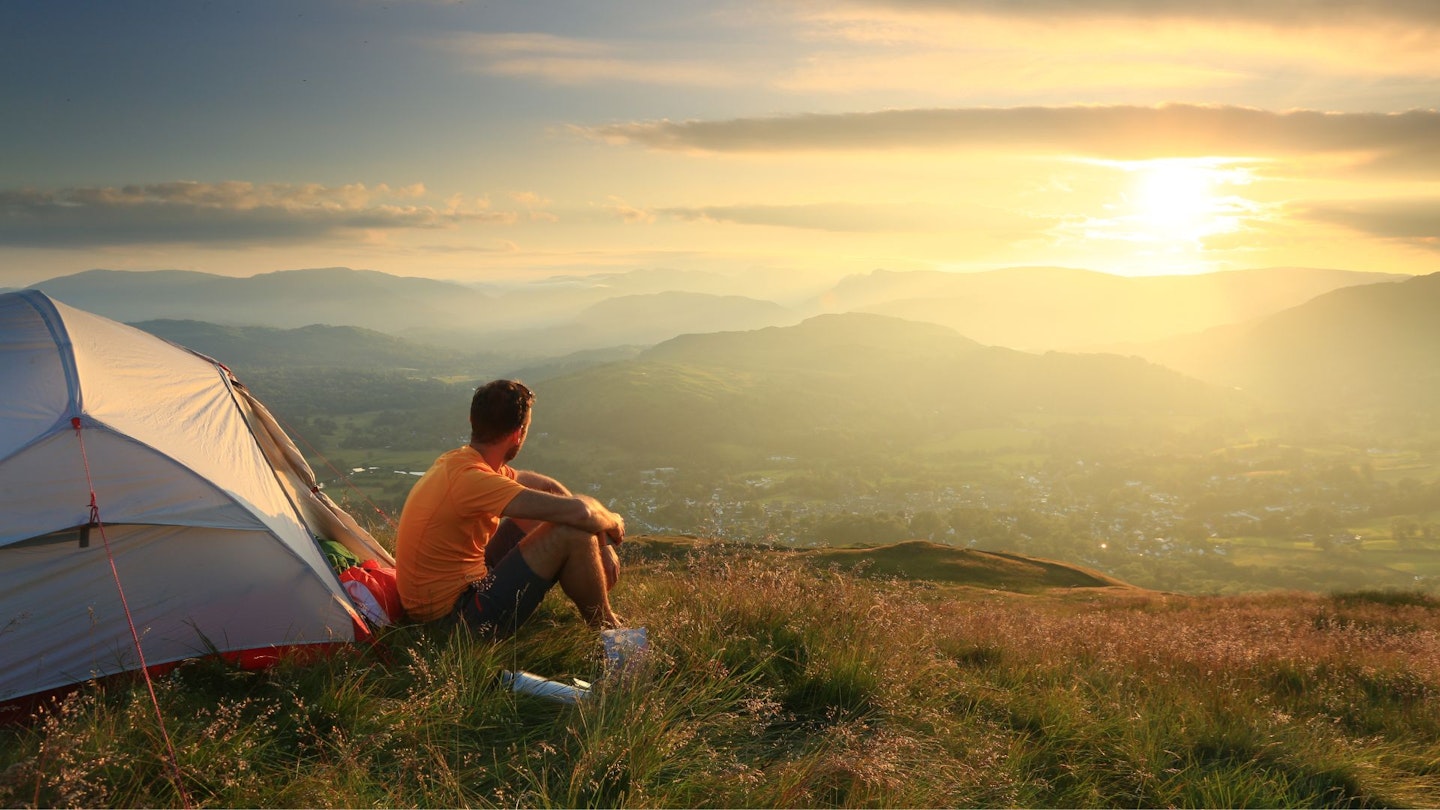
[0,290,391,719]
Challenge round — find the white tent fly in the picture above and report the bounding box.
[0,290,393,716]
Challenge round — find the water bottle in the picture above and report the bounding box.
[601,627,649,676]
[500,670,589,704]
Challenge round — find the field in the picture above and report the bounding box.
[5,538,1440,808]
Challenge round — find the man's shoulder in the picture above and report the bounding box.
[436,446,512,478]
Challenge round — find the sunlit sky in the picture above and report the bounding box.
[2,0,1438,290]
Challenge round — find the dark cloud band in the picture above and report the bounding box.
[586,105,1440,169]
[0,182,512,248]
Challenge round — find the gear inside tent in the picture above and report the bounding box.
[0,290,394,721]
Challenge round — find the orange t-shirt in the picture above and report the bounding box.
[395,446,528,622]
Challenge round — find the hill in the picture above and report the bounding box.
[31,267,493,333]
[474,291,800,356]
[27,265,1406,358]
[132,319,483,372]
[801,540,1131,590]
[5,539,1440,808]
[830,266,1406,352]
[1136,270,1440,411]
[532,312,1238,463]
[628,537,1132,591]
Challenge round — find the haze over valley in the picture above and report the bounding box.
[22,263,1439,597]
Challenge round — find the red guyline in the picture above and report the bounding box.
[70,417,192,809]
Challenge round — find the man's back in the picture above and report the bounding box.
[394,446,525,622]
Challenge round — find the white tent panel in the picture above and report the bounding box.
[0,431,273,546]
[0,293,72,461]
[0,525,359,702]
[54,300,305,532]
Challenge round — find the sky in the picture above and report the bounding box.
[2,0,1438,291]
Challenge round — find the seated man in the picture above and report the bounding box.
[395,379,625,636]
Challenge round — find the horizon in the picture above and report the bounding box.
[2,1,1438,288]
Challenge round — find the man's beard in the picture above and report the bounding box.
[504,442,521,463]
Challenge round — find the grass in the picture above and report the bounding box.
[6,538,1440,807]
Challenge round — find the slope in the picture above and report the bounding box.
[828,266,1407,351]
[628,536,1133,592]
[133,319,480,371]
[31,267,492,332]
[1136,270,1440,410]
[532,312,1238,464]
[476,291,799,356]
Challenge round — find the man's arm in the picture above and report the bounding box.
[504,470,574,535]
[513,469,571,496]
[502,488,625,545]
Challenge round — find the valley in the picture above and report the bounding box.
[37,265,1440,597]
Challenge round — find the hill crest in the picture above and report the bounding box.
[631,536,1136,593]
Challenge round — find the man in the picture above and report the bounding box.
[395,379,625,636]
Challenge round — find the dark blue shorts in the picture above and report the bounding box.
[452,547,555,638]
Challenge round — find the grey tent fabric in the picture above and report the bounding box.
[0,290,367,708]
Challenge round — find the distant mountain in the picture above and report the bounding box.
[503,346,648,383]
[29,265,1406,361]
[532,312,1235,463]
[473,291,800,356]
[825,266,1408,352]
[131,319,482,373]
[1134,271,1440,410]
[29,268,804,357]
[31,267,492,333]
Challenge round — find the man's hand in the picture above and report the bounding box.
[602,509,625,546]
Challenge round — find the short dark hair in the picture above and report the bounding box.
[470,379,534,444]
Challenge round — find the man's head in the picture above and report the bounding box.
[470,379,535,455]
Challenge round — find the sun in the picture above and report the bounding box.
[1061,158,1261,275]
[1124,158,1250,248]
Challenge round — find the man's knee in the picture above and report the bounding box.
[517,523,601,579]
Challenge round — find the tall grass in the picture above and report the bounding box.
[5,540,1440,807]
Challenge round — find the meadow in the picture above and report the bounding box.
[5,537,1440,808]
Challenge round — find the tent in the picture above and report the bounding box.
[0,290,393,719]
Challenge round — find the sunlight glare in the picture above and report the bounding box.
[1126,159,1250,247]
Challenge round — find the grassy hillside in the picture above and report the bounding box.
[802,540,1131,590]
[5,538,1440,808]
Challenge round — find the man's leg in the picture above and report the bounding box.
[517,524,620,629]
[486,518,526,569]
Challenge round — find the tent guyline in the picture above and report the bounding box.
[70,417,192,808]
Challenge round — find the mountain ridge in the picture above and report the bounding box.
[832,265,1408,351]
[1133,270,1440,409]
[23,264,1409,357]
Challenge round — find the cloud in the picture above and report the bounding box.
[511,190,559,223]
[583,105,1440,171]
[782,2,1440,98]
[0,181,516,248]
[430,6,1438,102]
[659,201,1041,233]
[1298,197,1440,251]
[437,32,743,87]
[837,0,1440,27]
[603,196,656,224]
